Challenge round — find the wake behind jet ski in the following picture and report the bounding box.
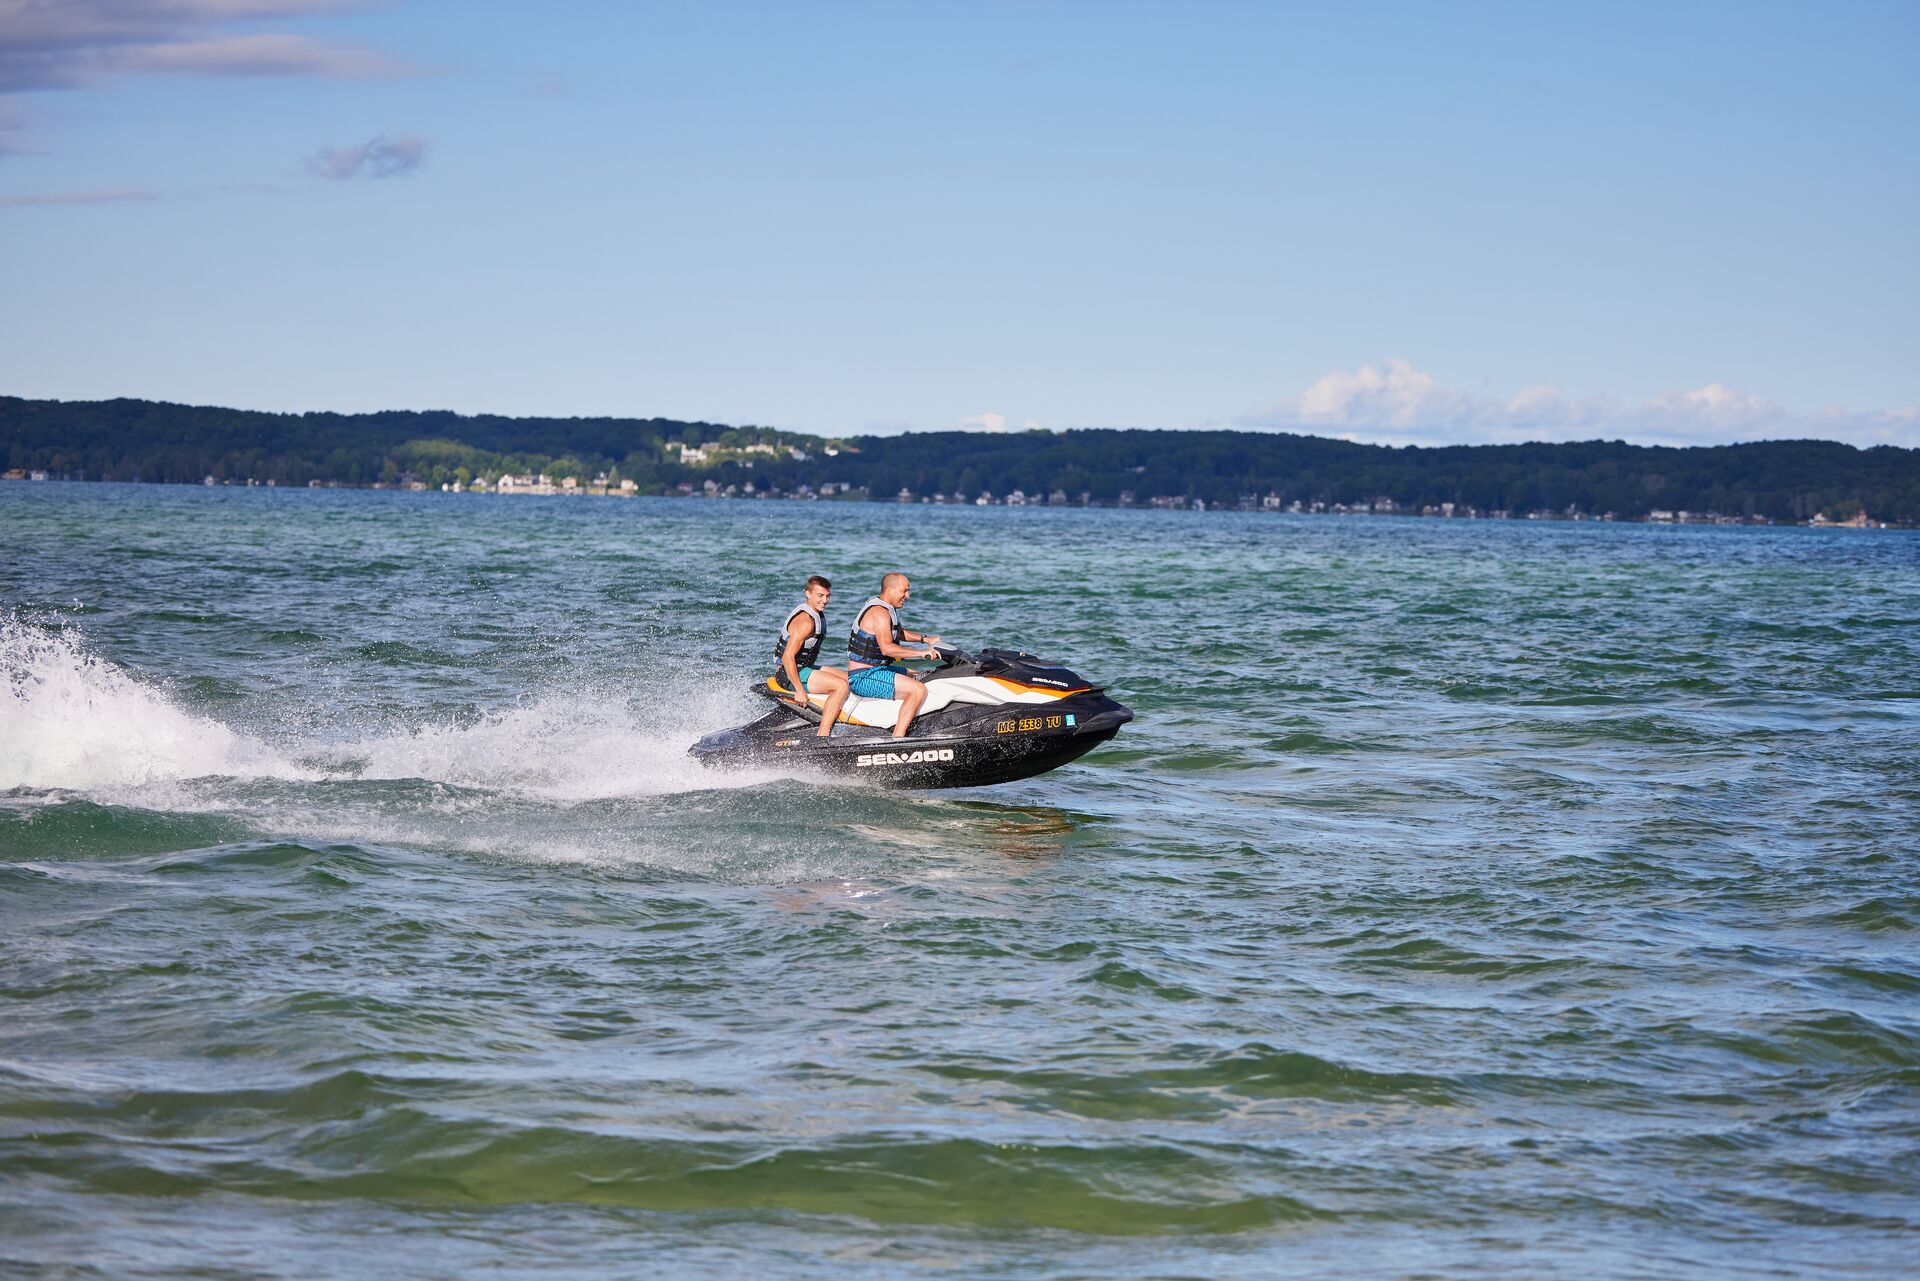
[690,646,1134,788]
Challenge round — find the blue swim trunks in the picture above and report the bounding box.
[847,664,903,699]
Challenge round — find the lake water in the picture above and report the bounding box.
[3,484,1916,1278]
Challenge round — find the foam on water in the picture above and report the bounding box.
[0,617,784,809]
[0,617,309,790]
[334,690,772,802]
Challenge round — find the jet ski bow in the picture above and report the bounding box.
[689,647,1134,789]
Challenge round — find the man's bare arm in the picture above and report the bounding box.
[865,606,939,661]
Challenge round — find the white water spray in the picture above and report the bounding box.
[0,618,780,803]
[0,619,305,791]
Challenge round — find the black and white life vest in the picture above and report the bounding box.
[776,603,825,669]
[847,596,903,667]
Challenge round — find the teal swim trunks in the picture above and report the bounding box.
[847,664,903,699]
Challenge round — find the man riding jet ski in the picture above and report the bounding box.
[842,573,943,737]
[689,644,1135,788]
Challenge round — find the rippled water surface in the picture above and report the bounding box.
[3,485,1917,1279]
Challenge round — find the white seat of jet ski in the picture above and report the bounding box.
[803,673,1063,730]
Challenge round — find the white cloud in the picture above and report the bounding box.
[0,95,26,153]
[1237,359,1920,449]
[957,411,1007,433]
[0,1,408,153]
[0,187,157,206]
[307,132,426,179]
[112,33,406,79]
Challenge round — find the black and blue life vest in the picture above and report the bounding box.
[776,603,825,670]
[847,596,902,668]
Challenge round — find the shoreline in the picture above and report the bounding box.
[1,475,1908,528]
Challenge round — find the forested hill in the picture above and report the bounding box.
[4,395,1916,523]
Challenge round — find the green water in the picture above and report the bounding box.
[3,485,1917,1278]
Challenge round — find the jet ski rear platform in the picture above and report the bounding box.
[689,647,1134,789]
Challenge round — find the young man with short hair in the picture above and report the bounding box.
[777,575,850,738]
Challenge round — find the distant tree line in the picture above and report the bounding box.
[4,396,1917,523]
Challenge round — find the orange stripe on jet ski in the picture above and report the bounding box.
[983,676,1089,697]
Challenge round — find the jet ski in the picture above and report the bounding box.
[689,646,1134,788]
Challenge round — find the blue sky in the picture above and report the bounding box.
[2,1,1915,446]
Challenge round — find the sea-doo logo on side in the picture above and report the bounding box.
[855,748,957,768]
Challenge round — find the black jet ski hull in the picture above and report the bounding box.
[691,697,1133,789]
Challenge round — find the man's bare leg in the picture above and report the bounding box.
[892,676,927,738]
[807,668,850,737]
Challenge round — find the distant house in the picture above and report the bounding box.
[1813,508,1872,528]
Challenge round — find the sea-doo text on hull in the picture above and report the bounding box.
[690,647,1133,789]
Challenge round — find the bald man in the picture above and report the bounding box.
[844,572,942,738]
